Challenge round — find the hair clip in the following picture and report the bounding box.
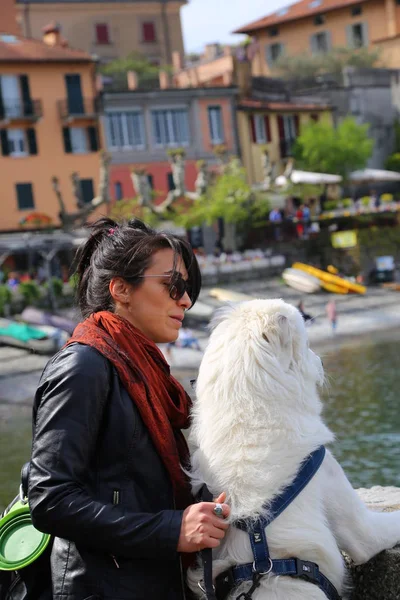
[108,228,116,236]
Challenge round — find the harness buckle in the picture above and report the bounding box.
[295,558,319,583]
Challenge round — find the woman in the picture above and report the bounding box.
[28,217,229,600]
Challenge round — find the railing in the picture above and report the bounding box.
[0,99,42,120]
[57,97,99,120]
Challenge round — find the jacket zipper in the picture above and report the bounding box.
[111,489,120,568]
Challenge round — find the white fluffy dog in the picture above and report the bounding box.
[188,299,400,600]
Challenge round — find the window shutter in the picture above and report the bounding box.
[27,128,38,155]
[294,115,300,136]
[265,45,273,67]
[20,75,33,116]
[250,115,256,143]
[87,126,99,152]
[80,178,95,204]
[310,34,318,54]
[143,22,156,42]
[62,127,72,153]
[346,24,355,48]
[167,172,175,191]
[0,129,9,156]
[277,115,285,140]
[16,183,35,210]
[361,22,369,46]
[325,30,332,51]
[96,24,109,44]
[147,174,154,189]
[264,115,271,142]
[0,78,4,120]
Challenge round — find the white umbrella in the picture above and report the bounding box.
[349,169,400,183]
[276,170,342,187]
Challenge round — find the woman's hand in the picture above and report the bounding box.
[177,492,230,553]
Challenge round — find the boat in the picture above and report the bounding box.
[292,263,367,294]
[282,269,321,294]
[0,318,68,355]
[381,282,400,291]
[20,306,77,335]
[208,289,256,302]
[320,281,348,295]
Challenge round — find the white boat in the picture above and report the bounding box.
[282,268,321,294]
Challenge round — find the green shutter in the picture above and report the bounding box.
[27,128,38,155]
[62,127,72,153]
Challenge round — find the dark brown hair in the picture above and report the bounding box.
[74,217,201,318]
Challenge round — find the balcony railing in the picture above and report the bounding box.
[0,99,43,121]
[57,97,99,121]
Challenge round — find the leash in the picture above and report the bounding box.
[199,485,218,600]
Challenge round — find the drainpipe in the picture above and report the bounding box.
[23,0,32,38]
[161,0,172,64]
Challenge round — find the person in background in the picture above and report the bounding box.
[28,218,230,600]
[269,207,282,241]
[297,300,313,322]
[326,299,338,333]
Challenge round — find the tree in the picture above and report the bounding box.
[100,52,168,88]
[293,117,374,180]
[273,46,382,80]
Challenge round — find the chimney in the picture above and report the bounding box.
[159,70,171,89]
[127,71,139,90]
[2,0,20,35]
[172,51,183,72]
[42,21,62,46]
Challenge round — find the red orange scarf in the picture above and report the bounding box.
[66,311,193,510]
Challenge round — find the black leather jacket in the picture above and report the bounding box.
[28,343,186,600]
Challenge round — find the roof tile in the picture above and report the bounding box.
[0,33,92,62]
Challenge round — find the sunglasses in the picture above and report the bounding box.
[139,273,192,302]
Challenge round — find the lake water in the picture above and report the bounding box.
[1,336,399,511]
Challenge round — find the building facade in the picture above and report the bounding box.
[17,0,186,65]
[2,0,21,35]
[102,85,239,202]
[0,31,101,232]
[235,0,400,75]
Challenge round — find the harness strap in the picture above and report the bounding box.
[199,484,218,600]
[222,557,341,600]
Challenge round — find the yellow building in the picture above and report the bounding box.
[237,99,333,187]
[17,0,186,65]
[0,26,101,231]
[235,0,400,74]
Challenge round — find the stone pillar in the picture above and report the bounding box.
[127,71,139,90]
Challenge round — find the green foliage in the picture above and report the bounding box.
[385,152,400,172]
[100,52,167,87]
[172,159,270,229]
[166,148,186,158]
[274,46,382,79]
[342,198,353,208]
[0,285,12,316]
[293,117,373,180]
[361,196,371,207]
[18,280,41,305]
[44,277,64,298]
[381,193,394,203]
[110,197,164,228]
[324,200,338,210]
[68,273,79,291]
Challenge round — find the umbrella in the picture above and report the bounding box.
[349,169,400,183]
[275,170,342,187]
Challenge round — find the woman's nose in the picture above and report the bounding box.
[178,291,192,310]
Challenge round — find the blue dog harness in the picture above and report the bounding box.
[200,445,341,600]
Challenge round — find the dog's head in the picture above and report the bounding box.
[197,299,324,415]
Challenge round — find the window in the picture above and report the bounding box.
[147,174,154,188]
[106,112,145,150]
[0,74,32,118]
[151,109,190,147]
[268,27,279,37]
[95,23,110,44]
[70,127,88,153]
[347,23,368,48]
[16,183,34,210]
[266,42,284,66]
[311,31,330,53]
[114,181,123,201]
[80,179,94,204]
[142,22,156,43]
[282,115,298,140]
[7,129,27,156]
[207,106,224,144]
[252,115,271,144]
[351,5,362,15]
[167,172,175,191]
[314,14,325,25]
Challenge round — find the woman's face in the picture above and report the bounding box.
[111,248,192,344]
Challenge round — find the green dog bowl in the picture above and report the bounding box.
[0,507,51,571]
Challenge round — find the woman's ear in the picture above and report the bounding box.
[109,277,130,304]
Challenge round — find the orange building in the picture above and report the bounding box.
[0,27,101,232]
[2,0,21,35]
[234,0,400,74]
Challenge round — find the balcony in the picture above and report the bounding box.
[57,97,99,123]
[0,99,43,123]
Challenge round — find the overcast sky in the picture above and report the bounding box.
[181,0,288,53]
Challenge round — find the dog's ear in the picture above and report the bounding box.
[264,313,293,371]
[208,303,238,332]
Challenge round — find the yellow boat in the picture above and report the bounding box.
[320,282,348,295]
[292,263,366,294]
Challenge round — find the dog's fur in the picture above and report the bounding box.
[188,299,400,600]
